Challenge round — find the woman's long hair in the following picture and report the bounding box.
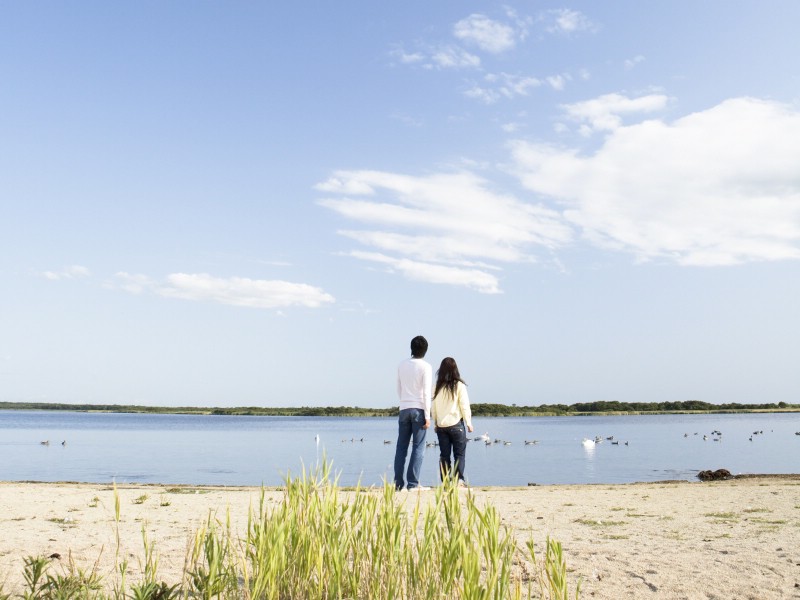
[434,357,466,398]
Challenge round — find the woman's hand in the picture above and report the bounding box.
[467,425,474,433]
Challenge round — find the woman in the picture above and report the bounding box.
[431,357,474,485]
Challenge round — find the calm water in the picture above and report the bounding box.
[1,410,798,487]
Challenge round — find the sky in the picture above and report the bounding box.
[1,2,799,408]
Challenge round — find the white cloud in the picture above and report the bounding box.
[430,45,481,69]
[113,272,155,294]
[510,97,800,266]
[349,251,501,294]
[317,170,572,292]
[42,265,91,280]
[390,42,480,71]
[624,55,646,70]
[546,74,570,91]
[544,9,598,35]
[561,93,669,133]
[464,71,578,104]
[394,49,425,64]
[465,72,544,104]
[464,85,501,104]
[112,272,334,309]
[453,14,517,54]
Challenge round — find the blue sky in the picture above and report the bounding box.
[2,2,799,407]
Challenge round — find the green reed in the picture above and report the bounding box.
[6,458,579,599]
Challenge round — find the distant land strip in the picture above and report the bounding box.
[0,400,798,417]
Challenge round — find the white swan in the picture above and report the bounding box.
[581,438,595,447]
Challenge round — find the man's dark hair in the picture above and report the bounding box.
[410,335,428,358]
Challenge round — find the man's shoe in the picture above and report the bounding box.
[412,485,431,491]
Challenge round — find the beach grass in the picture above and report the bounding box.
[4,458,580,599]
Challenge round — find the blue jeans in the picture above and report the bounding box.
[394,408,427,490]
[436,421,467,482]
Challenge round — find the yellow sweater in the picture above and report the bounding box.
[432,381,472,429]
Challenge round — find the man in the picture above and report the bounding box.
[394,335,432,491]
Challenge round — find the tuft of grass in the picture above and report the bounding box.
[88,495,100,508]
[748,517,787,525]
[47,517,78,528]
[743,507,772,513]
[133,494,150,505]
[20,553,103,599]
[704,511,739,521]
[164,487,207,495]
[574,518,625,528]
[159,497,172,507]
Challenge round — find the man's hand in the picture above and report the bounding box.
[467,425,474,433]
[423,419,430,430]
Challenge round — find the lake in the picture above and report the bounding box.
[1,410,798,487]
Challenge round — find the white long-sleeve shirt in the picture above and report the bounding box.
[396,357,432,419]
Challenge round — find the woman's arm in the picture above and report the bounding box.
[458,382,473,432]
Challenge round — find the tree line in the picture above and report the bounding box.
[0,400,796,417]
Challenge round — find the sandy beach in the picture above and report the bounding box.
[1,476,798,599]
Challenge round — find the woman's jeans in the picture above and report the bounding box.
[394,408,427,490]
[436,421,467,482]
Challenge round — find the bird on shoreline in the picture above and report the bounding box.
[40,440,49,446]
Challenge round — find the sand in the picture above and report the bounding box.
[1,476,798,599]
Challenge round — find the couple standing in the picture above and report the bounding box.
[394,335,474,491]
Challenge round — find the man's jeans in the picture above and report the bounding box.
[394,408,427,490]
[435,421,467,482]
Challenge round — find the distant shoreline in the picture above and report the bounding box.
[1,400,799,418]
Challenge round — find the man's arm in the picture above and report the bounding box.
[422,364,432,429]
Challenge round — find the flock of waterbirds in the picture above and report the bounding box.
[40,428,800,449]
[346,427,800,448]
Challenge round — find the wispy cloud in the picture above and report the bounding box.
[624,55,646,70]
[41,265,91,280]
[464,69,583,104]
[429,45,481,69]
[348,251,501,295]
[465,72,542,104]
[391,44,480,70]
[511,97,800,266]
[542,9,598,35]
[112,272,335,309]
[453,14,517,54]
[316,170,572,292]
[560,92,669,134]
[391,11,531,72]
[393,10,584,103]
